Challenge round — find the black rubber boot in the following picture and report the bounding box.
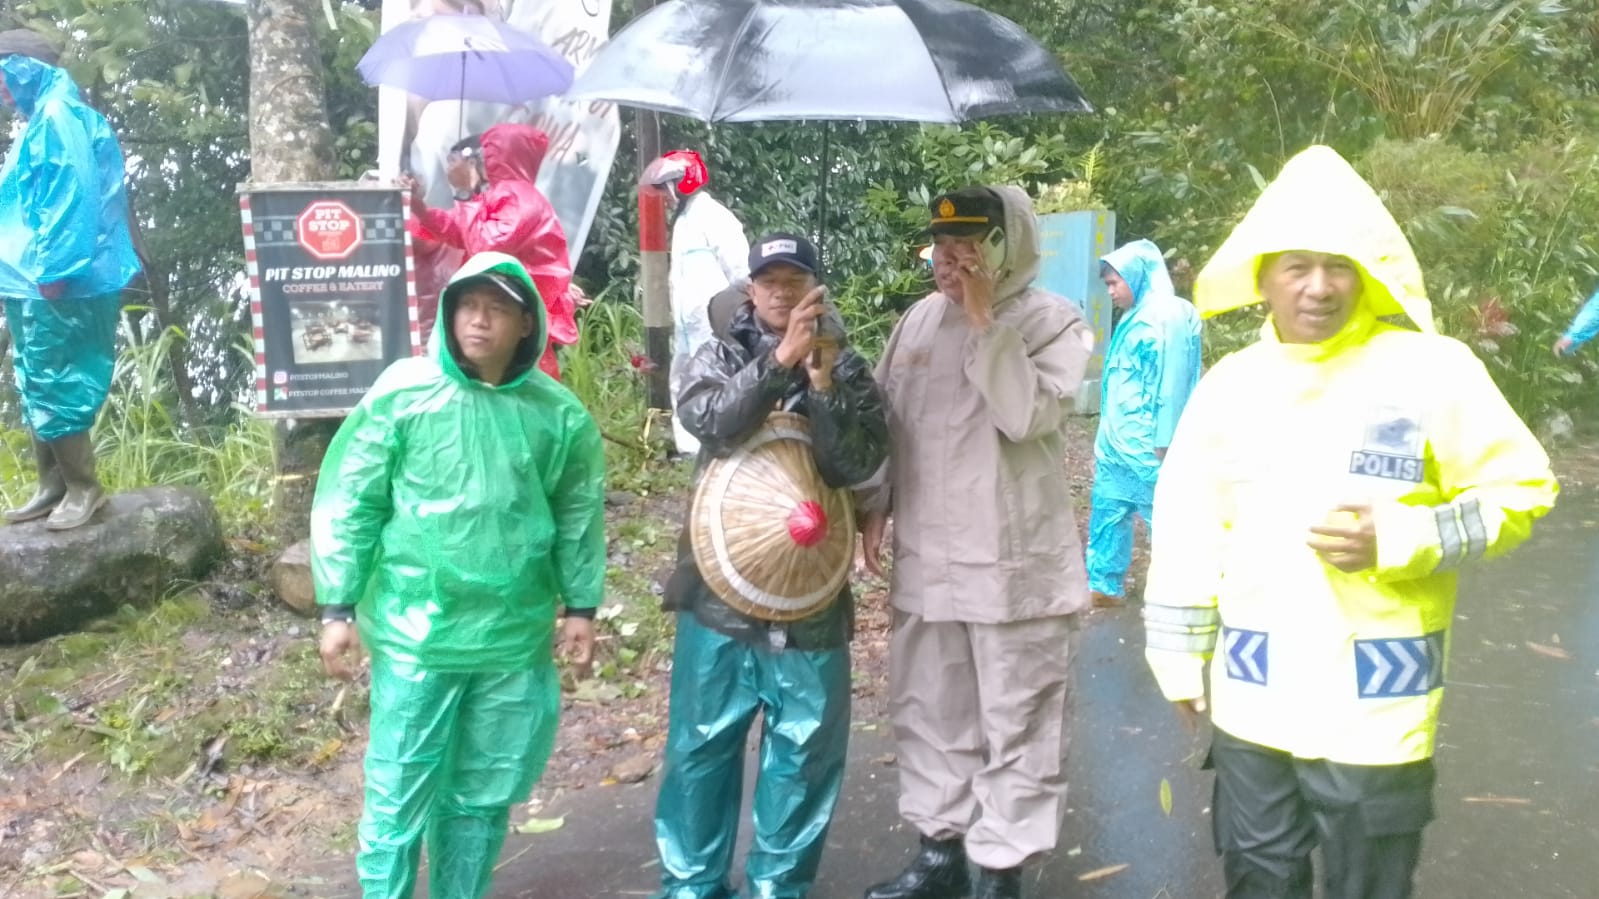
[44,432,106,531]
[863,835,970,899]
[3,434,65,524]
[971,865,1022,899]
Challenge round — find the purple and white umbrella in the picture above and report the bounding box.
[357,13,574,106]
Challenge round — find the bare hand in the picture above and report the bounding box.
[37,281,65,300]
[319,621,363,681]
[1173,696,1208,731]
[805,336,838,391]
[560,616,596,680]
[570,283,592,308]
[1155,447,1168,462]
[397,174,426,214]
[1307,504,1378,573]
[953,245,995,328]
[860,510,888,579]
[1555,336,1575,357]
[774,286,828,369]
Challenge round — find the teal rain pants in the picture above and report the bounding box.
[1086,458,1155,599]
[357,654,560,899]
[3,294,119,441]
[653,614,851,899]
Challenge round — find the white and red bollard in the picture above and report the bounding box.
[638,184,672,412]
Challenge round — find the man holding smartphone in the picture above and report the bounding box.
[652,232,889,899]
[861,187,1095,899]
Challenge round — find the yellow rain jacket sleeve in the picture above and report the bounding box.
[1143,147,1558,764]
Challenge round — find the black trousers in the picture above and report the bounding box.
[1207,728,1436,899]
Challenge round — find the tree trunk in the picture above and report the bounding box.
[247,0,337,184]
[246,0,340,546]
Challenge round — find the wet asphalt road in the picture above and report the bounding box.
[479,491,1599,898]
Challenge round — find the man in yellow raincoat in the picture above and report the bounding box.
[1143,146,1558,898]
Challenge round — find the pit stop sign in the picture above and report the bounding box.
[296,200,364,261]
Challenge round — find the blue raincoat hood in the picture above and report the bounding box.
[1094,238,1203,480]
[1101,239,1176,307]
[0,54,140,300]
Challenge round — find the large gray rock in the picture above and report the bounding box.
[0,487,225,644]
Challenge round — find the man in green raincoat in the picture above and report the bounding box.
[311,251,606,899]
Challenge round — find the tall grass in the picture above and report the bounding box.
[560,290,690,496]
[0,319,275,535]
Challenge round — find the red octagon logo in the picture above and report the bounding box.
[296,200,364,261]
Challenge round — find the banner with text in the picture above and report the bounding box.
[239,184,421,418]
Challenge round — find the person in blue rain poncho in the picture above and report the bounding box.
[1086,239,1202,606]
[0,32,141,531]
[311,252,606,899]
[1553,282,1599,358]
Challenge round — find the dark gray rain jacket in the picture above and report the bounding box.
[665,299,889,650]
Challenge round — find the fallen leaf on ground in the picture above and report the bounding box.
[1160,778,1173,816]
[515,816,566,835]
[1078,863,1129,881]
[1526,642,1571,660]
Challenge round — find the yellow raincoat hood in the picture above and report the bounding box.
[1194,145,1435,334]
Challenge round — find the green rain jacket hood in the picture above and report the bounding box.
[310,252,606,672]
[435,250,548,386]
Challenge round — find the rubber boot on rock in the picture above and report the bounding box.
[45,432,105,531]
[3,434,65,523]
[971,866,1022,899]
[863,835,969,899]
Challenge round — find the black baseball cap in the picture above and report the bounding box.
[449,134,483,157]
[455,272,533,310]
[928,187,1005,237]
[748,232,819,277]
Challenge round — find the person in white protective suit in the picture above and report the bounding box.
[641,149,750,455]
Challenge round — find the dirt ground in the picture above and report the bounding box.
[3,416,1589,898]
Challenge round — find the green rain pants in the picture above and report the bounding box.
[653,614,851,899]
[357,654,560,899]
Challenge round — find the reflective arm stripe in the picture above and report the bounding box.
[1146,629,1219,653]
[1434,497,1487,571]
[1143,603,1219,654]
[1143,604,1220,628]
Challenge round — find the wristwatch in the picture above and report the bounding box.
[320,604,356,625]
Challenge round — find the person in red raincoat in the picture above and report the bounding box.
[404,123,580,379]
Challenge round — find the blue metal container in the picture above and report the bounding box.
[1036,209,1115,413]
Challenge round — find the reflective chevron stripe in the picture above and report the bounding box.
[1221,627,1269,685]
[1354,631,1446,697]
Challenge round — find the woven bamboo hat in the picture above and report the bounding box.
[689,411,857,622]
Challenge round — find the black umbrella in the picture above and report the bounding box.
[568,0,1092,260]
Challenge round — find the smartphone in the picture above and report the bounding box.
[978,225,1007,273]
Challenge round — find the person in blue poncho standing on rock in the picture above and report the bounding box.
[0,28,141,531]
[1086,239,1202,607]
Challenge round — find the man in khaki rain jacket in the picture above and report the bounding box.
[1144,146,1557,898]
[860,186,1094,899]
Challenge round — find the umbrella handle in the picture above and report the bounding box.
[817,122,830,277]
